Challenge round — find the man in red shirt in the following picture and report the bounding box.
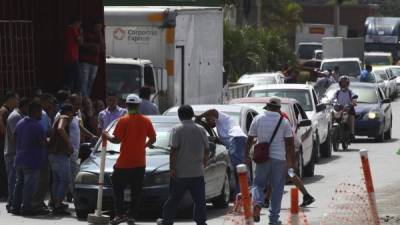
[64,17,82,92]
[79,21,105,97]
[104,94,156,225]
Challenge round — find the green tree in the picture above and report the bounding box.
[380,0,400,17]
[262,0,303,35]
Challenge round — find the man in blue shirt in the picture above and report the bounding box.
[13,100,48,215]
[360,65,372,82]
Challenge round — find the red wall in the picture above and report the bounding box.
[0,0,105,99]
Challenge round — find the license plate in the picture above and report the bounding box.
[124,188,131,201]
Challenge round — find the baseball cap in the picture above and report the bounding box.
[126,94,142,104]
[263,96,281,109]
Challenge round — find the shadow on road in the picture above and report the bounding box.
[303,175,324,185]
[317,155,341,165]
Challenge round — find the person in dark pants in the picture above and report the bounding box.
[157,105,210,225]
[0,91,20,201]
[13,100,48,215]
[104,94,156,225]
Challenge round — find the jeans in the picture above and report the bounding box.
[65,61,80,92]
[14,167,40,211]
[48,154,71,201]
[162,177,207,225]
[4,155,16,207]
[69,156,80,194]
[31,163,50,207]
[227,136,247,195]
[252,159,286,224]
[111,167,145,218]
[80,62,98,97]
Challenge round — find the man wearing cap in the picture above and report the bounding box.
[98,92,127,135]
[104,94,156,225]
[196,107,247,195]
[245,97,295,225]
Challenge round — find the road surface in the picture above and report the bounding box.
[1,100,400,225]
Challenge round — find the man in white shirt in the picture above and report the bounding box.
[245,97,295,225]
[196,108,247,195]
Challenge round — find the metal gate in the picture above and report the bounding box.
[0,20,36,96]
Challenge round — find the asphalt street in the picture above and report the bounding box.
[1,100,400,225]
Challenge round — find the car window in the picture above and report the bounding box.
[321,61,360,77]
[246,111,258,132]
[390,68,400,77]
[295,104,309,120]
[365,55,391,66]
[312,90,319,104]
[298,44,322,60]
[375,70,388,80]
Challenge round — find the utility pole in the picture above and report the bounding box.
[334,0,343,37]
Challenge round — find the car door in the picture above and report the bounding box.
[377,88,391,131]
[294,103,313,164]
[312,89,328,142]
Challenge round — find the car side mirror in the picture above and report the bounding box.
[209,142,216,158]
[382,98,391,104]
[316,103,326,112]
[298,119,312,127]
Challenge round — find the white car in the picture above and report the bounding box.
[373,65,400,95]
[247,84,332,158]
[237,72,285,87]
[371,68,397,99]
[364,52,393,66]
[320,58,363,80]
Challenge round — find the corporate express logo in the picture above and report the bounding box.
[113,27,158,42]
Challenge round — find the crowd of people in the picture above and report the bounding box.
[0,87,159,216]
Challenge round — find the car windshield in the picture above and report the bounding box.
[365,55,391,66]
[238,76,276,86]
[106,64,142,99]
[326,86,378,104]
[298,45,322,60]
[389,68,400,77]
[321,61,360,77]
[248,89,313,111]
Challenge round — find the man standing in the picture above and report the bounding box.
[80,21,105,97]
[4,98,29,213]
[360,64,373,82]
[157,105,209,225]
[245,97,295,224]
[138,87,159,115]
[98,92,127,134]
[104,94,156,225]
[13,101,48,215]
[0,91,19,201]
[64,17,83,92]
[314,71,335,97]
[196,108,247,195]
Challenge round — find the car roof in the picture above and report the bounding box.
[365,52,392,56]
[106,57,152,65]
[240,72,282,78]
[230,97,297,105]
[321,58,361,63]
[298,42,322,46]
[165,104,246,114]
[373,65,400,70]
[329,82,378,89]
[249,83,313,91]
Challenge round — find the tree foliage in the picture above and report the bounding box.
[380,0,400,17]
[262,0,303,35]
[224,22,297,82]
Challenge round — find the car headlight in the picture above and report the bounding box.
[150,172,170,186]
[75,172,98,184]
[363,112,379,120]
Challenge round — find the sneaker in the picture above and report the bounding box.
[110,214,128,225]
[253,205,261,222]
[300,195,315,207]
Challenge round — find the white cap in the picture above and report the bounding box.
[126,94,142,104]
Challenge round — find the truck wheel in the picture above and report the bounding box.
[303,148,315,177]
[320,128,332,158]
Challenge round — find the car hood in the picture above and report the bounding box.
[80,150,170,175]
[355,103,380,116]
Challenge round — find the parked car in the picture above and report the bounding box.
[247,84,332,158]
[230,97,315,177]
[373,66,399,97]
[163,104,259,134]
[382,65,400,93]
[74,116,233,219]
[237,72,285,87]
[325,83,392,142]
[371,69,396,99]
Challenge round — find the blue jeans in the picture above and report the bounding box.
[252,159,286,224]
[80,62,98,97]
[4,155,16,208]
[48,154,71,201]
[64,61,80,92]
[227,136,247,195]
[162,177,207,225]
[13,167,40,211]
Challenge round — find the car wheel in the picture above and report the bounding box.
[212,173,230,209]
[303,148,315,177]
[76,209,89,220]
[320,128,332,158]
[295,150,304,178]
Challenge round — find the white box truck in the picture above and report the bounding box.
[104,6,224,111]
